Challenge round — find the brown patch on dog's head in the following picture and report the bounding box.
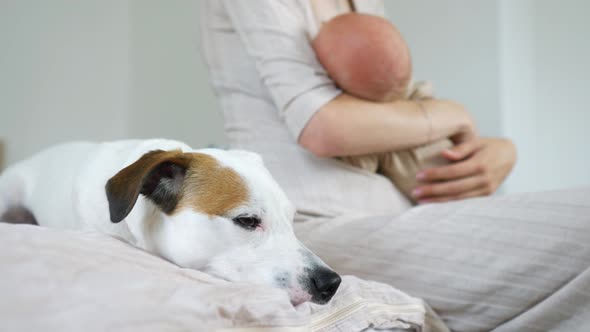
[177,153,249,217]
[105,150,249,224]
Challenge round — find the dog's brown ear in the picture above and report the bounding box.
[105,150,192,223]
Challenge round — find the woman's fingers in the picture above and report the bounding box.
[416,156,483,182]
[412,138,515,203]
[441,138,483,161]
[412,174,488,200]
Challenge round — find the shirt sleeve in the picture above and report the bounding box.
[221,0,342,140]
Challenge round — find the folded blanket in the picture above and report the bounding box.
[0,222,448,332]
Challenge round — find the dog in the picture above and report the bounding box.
[0,139,341,305]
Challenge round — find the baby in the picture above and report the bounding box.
[312,13,453,203]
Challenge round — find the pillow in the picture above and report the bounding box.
[0,223,447,332]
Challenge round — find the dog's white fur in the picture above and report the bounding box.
[0,139,340,305]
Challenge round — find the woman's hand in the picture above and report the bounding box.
[412,137,517,203]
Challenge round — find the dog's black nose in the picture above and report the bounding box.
[310,268,341,304]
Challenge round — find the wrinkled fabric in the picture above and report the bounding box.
[0,223,447,332]
[294,188,590,331]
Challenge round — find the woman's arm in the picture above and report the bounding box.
[299,93,476,157]
[220,1,475,159]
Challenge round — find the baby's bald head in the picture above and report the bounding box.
[313,13,411,102]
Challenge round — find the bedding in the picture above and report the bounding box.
[0,222,448,332]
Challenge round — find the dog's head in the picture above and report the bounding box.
[105,149,340,305]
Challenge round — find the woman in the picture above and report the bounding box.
[199,1,590,331]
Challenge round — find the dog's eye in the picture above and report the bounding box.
[233,215,261,230]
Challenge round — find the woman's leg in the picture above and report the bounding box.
[295,187,590,332]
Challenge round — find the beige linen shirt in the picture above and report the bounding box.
[199,0,411,220]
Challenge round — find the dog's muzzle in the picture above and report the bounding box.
[309,267,341,304]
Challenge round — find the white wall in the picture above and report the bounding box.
[128,0,225,148]
[0,0,130,165]
[0,0,225,168]
[500,0,590,192]
[1,1,588,192]
[499,0,537,193]
[528,0,590,192]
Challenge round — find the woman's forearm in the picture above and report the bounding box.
[298,93,475,157]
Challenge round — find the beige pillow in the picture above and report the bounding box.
[0,223,448,331]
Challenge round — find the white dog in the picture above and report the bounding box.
[0,139,341,305]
